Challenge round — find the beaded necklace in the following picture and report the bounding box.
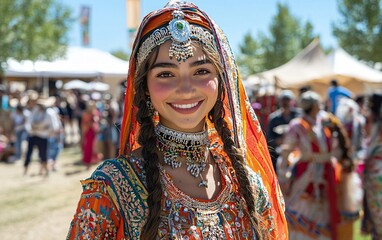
[155,123,210,187]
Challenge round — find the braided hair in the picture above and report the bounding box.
[133,42,263,239]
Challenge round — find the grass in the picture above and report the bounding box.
[354,219,372,240]
[0,147,95,240]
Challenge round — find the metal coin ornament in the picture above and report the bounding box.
[168,10,193,61]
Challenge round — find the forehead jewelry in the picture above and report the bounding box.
[155,124,210,188]
[168,10,193,62]
[136,10,216,68]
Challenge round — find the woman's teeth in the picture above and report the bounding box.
[171,102,199,109]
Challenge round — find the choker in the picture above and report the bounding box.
[155,124,209,187]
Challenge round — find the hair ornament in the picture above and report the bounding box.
[136,10,216,68]
[168,10,193,61]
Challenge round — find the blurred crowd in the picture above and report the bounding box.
[0,85,124,175]
[251,79,382,239]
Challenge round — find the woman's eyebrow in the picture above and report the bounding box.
[150,59,212,70]
[190,59,212,67]
[150,62,177,70]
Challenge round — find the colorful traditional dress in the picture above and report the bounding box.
[283,114,340,239]
[67,132,279,239]
[67,2,288,239]
[362,141,382,239]
[81,110,99,165]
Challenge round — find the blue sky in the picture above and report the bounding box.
[61,0,339,55]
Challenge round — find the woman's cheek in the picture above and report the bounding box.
[148,82,174,99]
[205,78,218,91]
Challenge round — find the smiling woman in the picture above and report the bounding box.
[147,41,219,132]
[66,1,287,239]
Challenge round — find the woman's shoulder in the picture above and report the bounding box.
[89,155,147,189]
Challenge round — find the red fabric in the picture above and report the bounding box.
[299,118,340,239]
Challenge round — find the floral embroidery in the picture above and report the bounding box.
[67,146,275,239]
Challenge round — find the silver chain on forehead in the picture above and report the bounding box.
[136,10,216,68]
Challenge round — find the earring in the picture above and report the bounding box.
[146,97,155,115]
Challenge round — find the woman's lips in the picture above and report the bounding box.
[168,100,203,114]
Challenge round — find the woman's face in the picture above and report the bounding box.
[147,40,219,132]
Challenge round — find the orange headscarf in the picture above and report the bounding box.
[119,2,287,238]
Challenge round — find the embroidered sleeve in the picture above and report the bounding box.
[66,180,123,240]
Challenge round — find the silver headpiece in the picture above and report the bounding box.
[136,10,216,67]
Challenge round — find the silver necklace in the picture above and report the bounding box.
[155,124,210,187]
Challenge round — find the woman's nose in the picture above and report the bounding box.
[176,75,194,95]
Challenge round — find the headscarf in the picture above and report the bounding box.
[118,1,287,237]
[299,90,321,111]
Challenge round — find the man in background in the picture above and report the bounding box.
[327,79,352,113]
[267,90,300,173]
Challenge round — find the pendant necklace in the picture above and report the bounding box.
[155,123,210,188]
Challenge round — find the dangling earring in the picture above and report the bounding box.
[146,96,155,116]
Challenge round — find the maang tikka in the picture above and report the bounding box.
[136,8,216,68]
[168,10,193,61]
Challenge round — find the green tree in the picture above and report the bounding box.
[237,3,317,75]
[262,3,317,70]
[0,0,73,82]
[236,32,262,76]
[111,49,130,61]
[333,0,382,63]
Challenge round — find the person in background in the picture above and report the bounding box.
[81,101,100,170]
[279,90,354,239]
[361,93,382,239]
[24,97,56,176]
[0,126,14,162]
[10,105,27,161]
[335,97,367,163]
[298,85,311,97]
[327,79,352,114]
[48,98,65,171]
[267,90,300,173]
[67,1,287,239]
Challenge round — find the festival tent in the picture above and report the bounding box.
[251,40,382,97]
[255,39,333,93]
[325,48,382,95]
[5,46,128,96]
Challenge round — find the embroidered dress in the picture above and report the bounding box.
[67,137,275,239]
[362,143,382,239]
[283,114,339,240]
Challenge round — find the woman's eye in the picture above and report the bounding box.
[157,72,173,78]
[195,69,210,75]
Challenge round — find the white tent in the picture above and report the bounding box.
[252,40,382,97]
[329,48,382,83]
[5,46,128,96]
[256,39,333,89]
[326,48,382,96]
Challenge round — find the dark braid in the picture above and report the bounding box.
[208,84,263,239]
[133,54,163,239]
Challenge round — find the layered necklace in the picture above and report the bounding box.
[155,123,210,188]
